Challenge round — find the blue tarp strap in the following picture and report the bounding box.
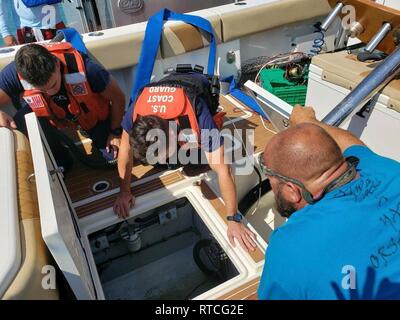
[223,76,269,119]
[21,0,62,8]
[129,8,217,106]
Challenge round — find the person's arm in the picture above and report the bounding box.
[99,76,126,157]
[206,146,237,215]
[290,105,365,152]
[206,146,257,252]
[0,88,16,128]
[113,130,135,219]
[0,0,17,46]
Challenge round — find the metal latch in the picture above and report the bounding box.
[27,166,64,183]
[49,167,65,181]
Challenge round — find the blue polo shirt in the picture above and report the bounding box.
[258,145,400,300]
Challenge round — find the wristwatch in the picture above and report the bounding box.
[110,126,123,136]
[227,213,243,223]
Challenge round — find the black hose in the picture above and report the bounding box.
[193,239,228,279]
[238,165,271,216]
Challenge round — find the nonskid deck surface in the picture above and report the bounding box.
[64,94,277,218]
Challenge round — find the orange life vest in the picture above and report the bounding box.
[133,86,201,144]
[132,72,225,146]
[19,42,110,130]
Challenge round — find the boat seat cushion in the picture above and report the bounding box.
[85,30,149,71]
[14,130,39,221]
[312,51,400,113]
[160,13,222,59]
[2,130,58,300]
[220,0,331,42]
[85,13,222,70]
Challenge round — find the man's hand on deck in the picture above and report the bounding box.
[113,191,135,219]
[227,221,257,252]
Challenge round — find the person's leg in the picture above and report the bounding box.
[13,104,74,174]
[38,119,74,172]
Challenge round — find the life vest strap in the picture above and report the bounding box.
[178,115,191,131]
[64,52,79,74]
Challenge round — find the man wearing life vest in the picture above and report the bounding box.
[0,42,126,170]
[114,70,258,253]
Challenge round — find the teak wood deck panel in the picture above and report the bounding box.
[64,94,277,217]
[216,277,260,300]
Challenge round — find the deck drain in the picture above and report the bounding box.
[92,180,111,193]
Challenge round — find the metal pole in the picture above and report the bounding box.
[322,46,400,126]
[364,23,392,53]
[321,2,344,32]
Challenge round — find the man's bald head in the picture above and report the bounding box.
[264,123,343,183]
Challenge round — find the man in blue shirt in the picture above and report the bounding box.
[258,105,400,300]
[0,0,65,46]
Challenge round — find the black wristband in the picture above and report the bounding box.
[227,213,243,223]
[110,127,123,136]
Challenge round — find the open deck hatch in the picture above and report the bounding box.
[89,198,239,300]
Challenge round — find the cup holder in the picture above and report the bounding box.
[92,180,111,193]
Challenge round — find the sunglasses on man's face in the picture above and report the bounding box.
[258,153,359,205]
[258,153,315,203]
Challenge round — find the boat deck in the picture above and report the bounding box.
[64,94,277,218]
[64,93,276,301]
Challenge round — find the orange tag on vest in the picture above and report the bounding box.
[134,87,186,120]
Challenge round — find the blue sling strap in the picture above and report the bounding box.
[56,28,88,55]
[21,0,62,8]
[223,76,270,120]
[129,8,217,107]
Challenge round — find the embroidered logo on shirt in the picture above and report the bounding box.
[70,83,88,96]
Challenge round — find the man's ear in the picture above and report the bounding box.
[282,182,303,204]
